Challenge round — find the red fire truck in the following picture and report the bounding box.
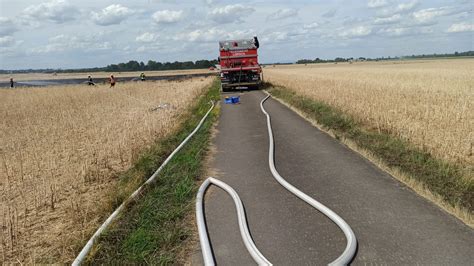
[218,37,262,92]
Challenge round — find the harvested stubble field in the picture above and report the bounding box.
[265,59,473,169]
[0,77,213,263]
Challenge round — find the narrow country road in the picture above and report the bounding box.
[192,90,474,265]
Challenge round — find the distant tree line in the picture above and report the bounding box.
[296,51,474,64]
[296,57,349,64]
[0,59,219,74]
[403,51,474,59]
[105,59,218,72]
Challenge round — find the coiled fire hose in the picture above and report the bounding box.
[196,177,272,266]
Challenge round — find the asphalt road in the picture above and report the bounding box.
[192,90,474,265]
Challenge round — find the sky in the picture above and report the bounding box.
[0,0,472,69]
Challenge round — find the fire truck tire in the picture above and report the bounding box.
[221,84,230,92]
[249,85,260,90]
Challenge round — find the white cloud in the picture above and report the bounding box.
[340,26,372,38]
[136,32,158,43]
[267,8,298,20]
[176,28,254,42]
[0,36,15,47]
[262,31,289,42]
[91,4,134,26]
[152,10,184,24]
[303,22,319,29]
[227,30,256,40]
[342,17,367,26]
[322,9,337,18]
[22,0,77,24]
[0,47,18,57]
[396,1,418,13]
[447,22,474,33]
[378,27,410,36]
[136,41,184,53]
[0,17,17,36]
[209,4,255,23]
[368,0,390,8]
[373,14,401,24]
[49,34,71,43]
[186,28,223,42]
[377,0,418,17]
[378,26,433,37]
[413,7,463,24]
[29,33,111,54]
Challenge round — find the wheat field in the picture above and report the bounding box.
[0,77,213,263]
[264,59,473,169]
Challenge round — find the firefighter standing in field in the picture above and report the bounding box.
[140,72,146,81]
[87,75,95,86]
[109,74,116,88]
[9,77,14,88]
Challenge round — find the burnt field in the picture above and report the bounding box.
[0,70,217,88]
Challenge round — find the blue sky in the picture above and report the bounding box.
[0,0,472,69]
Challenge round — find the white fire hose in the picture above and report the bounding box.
[260,95,357,265]
[72,101,215,266]
[196,177,272,266]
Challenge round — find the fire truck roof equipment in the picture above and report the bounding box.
[219,39,257,51]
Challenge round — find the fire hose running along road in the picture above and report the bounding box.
[196,95,357,265]
[260,95,357,265]
[196,91,474,265]
[72,101,215,266]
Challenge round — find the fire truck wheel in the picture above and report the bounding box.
[221,85,230,92]
[249,85,260,90]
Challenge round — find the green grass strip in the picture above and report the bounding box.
[266,85,473,213]
[86,79,220,264]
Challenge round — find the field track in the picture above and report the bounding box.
[192,90,474,264]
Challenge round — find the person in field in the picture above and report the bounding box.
[87,75,95,86]
[140,72,146,81]
[109,74,116,88]
[10,77,14,88]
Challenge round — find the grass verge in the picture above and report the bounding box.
[265,84,473,224]
[83,79,220,264]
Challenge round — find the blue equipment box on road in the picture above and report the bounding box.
[225,96,240,104]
